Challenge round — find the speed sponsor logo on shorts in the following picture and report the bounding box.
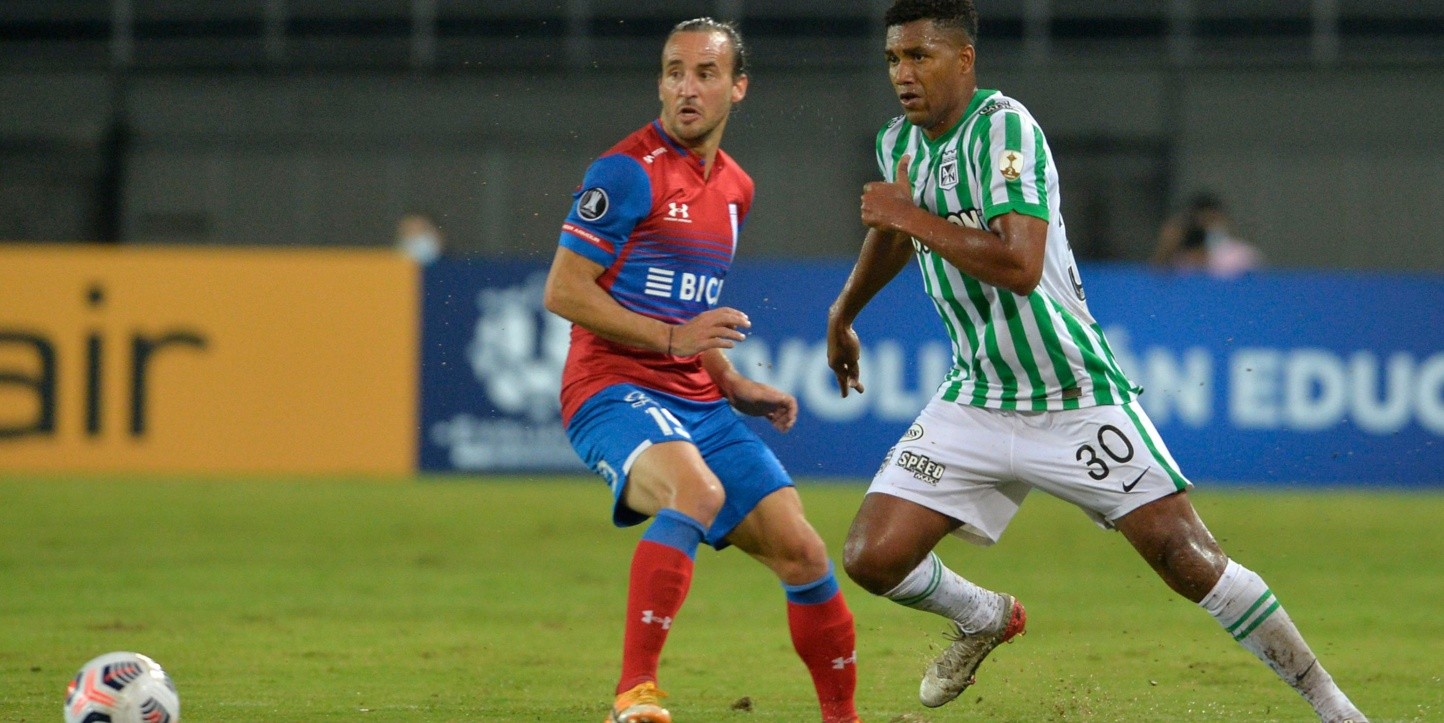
[895,450,945,485]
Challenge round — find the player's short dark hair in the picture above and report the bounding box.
[667,17,749,79]
[884,0,979,46]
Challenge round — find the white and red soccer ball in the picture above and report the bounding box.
[64,652,180,723]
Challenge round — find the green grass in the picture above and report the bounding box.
[1,476,1439,722]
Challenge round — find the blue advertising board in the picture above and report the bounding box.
[420,258,1444,486]
[419,260,583,473]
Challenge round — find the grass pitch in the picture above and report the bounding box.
[1,475,1439,722]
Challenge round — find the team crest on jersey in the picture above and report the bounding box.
[997,149,1024,182]
[577,188,609,221]
[938,149,959,190]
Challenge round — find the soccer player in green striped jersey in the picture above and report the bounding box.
[826,2,1367,721]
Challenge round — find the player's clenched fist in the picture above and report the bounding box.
[861,154,917,232]
[668,306,751,356]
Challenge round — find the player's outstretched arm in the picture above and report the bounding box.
[544,246,752,355]
[701,349,798,433]
[544,246,671,351]
[827,226,913,398]
[862,154,1046,296]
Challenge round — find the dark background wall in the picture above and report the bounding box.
[2,0,1442,269]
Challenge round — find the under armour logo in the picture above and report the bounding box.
[831,651,857,669]
[641,610,672,630]
[668,203,689,219]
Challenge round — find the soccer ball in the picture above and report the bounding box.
[64,652,181,723]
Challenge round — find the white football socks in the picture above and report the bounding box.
[883,552,1005,634]
[1200,560,1367,722]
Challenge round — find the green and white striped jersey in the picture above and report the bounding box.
[875,88,1138,411]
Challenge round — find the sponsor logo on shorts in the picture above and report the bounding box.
[1122,466,1150,493]
[876,446,896,478]
[896,450,945,485]
[596,460,620,491]
[902,423,924,442]
[624,390,655,408]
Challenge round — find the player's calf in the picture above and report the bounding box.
[1200,560,1367,723]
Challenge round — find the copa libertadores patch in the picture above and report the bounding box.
[998,150,1024,182]
[577,187,609,221]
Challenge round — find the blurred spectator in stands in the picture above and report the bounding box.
[1151,192,1262,278]
[394,211,446,265]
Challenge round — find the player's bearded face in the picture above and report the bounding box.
[885,20,975,137]
[658,31,748,147]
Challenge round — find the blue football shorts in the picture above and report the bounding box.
[565,383,793,549]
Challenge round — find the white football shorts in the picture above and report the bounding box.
[868,394,1192,546]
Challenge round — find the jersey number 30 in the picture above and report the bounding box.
[1074,424,1134,480]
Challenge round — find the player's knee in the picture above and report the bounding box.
[772,531,831,585]
[1122,499,1228,601]
[1157,535,1228,602]
[674,476,725,522]
[841,537,905,596]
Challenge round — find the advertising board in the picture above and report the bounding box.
[420,258,1443,486]
[0,245,418,475]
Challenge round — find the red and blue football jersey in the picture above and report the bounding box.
[557,120,754,425]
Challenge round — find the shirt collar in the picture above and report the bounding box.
[650,119,715,171]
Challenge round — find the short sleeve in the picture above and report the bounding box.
[558,154,652,267]
[875,116,907,181]
[974,109,1050,224]
[732,169,755,236]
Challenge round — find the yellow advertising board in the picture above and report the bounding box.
[0,245,417,475]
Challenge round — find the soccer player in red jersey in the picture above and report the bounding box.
[543,18,860,723]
